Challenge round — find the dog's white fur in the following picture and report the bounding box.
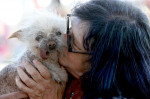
[0,11,68,95]
[46,0,71,17]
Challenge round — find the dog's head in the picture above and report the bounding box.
[9,11,67,60]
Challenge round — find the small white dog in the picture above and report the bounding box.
[0,11,68,95]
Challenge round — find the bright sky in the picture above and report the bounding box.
[0,0,90,26]
[0,0,143,26]
[0,0,23,25]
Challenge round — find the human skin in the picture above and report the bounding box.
[0,91,28,99]
[58,17,90,79]
[0,17,90,99]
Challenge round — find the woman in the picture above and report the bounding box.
[1,0,150,98]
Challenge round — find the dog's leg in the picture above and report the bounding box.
[0,65,19,95]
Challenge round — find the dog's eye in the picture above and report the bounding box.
[35,35,43,41]
[56,31,62,35]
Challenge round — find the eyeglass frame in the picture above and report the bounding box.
[66,14,90,54]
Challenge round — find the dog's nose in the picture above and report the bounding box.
[48,41,56,50]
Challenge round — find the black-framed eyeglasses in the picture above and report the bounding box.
[67,14,90,54]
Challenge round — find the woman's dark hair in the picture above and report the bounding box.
[73,0,150,98]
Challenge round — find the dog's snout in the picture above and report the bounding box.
[48,41,56,50]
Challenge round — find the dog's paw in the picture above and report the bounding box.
[51,72,62,83]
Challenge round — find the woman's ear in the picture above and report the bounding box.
[8,30,22,39]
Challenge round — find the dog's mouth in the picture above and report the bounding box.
[40,49,48,60]
[40,49,57,60]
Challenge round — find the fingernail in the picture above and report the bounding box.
[23,60,27,65]
[33,59,37,64]
[16,76,19,81]
[17,66,21,70]
[17,66,23,70]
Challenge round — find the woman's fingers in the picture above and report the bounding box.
[16,59,58,99]
[16,76,46,98]
[0,91,28,99]
[17,66,36,88]
[15,76,33,94]
[33,60,51,80]
[23,61,44,83]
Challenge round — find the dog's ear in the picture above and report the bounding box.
[8,30,22,39]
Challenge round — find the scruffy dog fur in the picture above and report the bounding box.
[0,11,68,95]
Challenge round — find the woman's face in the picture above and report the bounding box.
[59,17,90,79]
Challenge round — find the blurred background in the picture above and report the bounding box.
[0,0,149,71]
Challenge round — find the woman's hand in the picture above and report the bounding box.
[16,60,66,99]
[0,91,28,99]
